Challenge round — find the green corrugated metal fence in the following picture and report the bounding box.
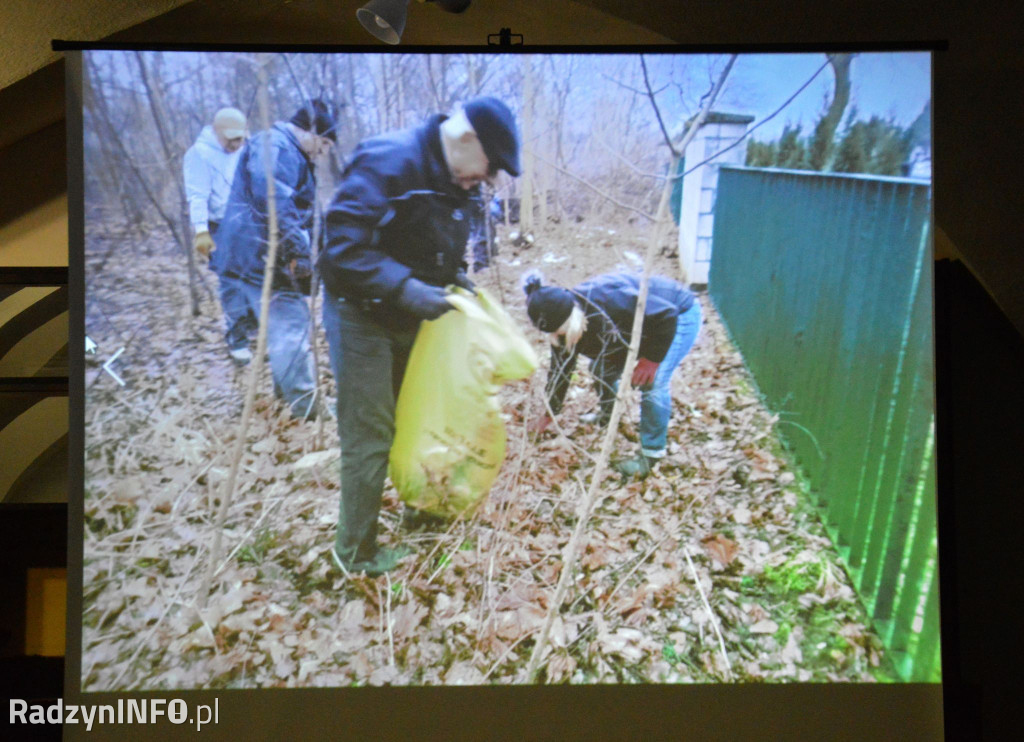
[708,166,939,682]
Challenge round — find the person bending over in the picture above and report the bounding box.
[523,270,702,478]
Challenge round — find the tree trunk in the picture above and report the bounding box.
[86,56,202,285]
[815,53,855,172]
[525,54,738,684]
[84,60,144,240]
[519,55,535,234]
[200,56,284,609]
[395,55,406,129]
[467,54,479,96]
[345,55,365,145]
[134,51,203,315]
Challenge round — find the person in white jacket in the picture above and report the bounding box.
[183,107,256,363]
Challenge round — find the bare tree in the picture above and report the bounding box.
[810,53,855,172]
[85,55,210,306]
[524,54,738,684]
[519,55,536,234]
[200,56,286,608]
[134,51,203,315]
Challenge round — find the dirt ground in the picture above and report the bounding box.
[80,218,893,690]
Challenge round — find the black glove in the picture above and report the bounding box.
[396,278,453,321]
[285,256,313,294]
[453,270,476,294]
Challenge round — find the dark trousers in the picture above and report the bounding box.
[322,292,417,563]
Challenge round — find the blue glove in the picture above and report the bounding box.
[397,278,453,321]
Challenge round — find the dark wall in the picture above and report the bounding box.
[1,3,1022,738]
[935,259,1024,740]
[0,504,67,656]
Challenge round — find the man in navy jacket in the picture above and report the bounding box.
[320,97,520,576]
[215,99,338,420]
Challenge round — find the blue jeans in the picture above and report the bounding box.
[235,280,316,416]
[210,225,257,352]
[217,273,258,351]
[322,290,417,563]
[639,299,703,458]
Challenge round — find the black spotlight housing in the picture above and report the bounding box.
[357,0,473,45]
[434,0,472,12]
[356,0,408,45]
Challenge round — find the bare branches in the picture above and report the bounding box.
[525,56,737,684]
[199,56,283,608]
[682,544,733,680]
[665,54,737,158]
[530,150,657,223]
[133,51,202,315]
[641,56,681,160]
[680,57,831,179]
[600,70,669,98]
[86,55,210,303]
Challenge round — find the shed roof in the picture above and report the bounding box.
[675,110,755,141]
[701,111,756,125]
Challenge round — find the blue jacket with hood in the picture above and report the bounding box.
[546,273,696,417]
[212,123,316,291]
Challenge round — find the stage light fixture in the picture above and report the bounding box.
[357,0,472,45]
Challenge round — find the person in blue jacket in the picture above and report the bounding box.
[319,96,520,577]
[523,270,702,478]
[214,99,338,420]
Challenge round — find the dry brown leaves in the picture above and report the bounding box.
[80,223,888,691]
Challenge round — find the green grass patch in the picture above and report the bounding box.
[238,527,277,565]
[763,558,825,595]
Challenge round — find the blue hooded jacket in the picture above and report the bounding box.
[212,123,316,290]
[546,273,696,416]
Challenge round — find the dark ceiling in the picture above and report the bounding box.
[1,0,1021,335]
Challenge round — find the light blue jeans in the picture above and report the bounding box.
[639,299,703,458]
[210,225,258,352]
[217,273,258,352]
[236,280,317,417]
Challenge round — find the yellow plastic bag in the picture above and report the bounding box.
[389,287,538,518]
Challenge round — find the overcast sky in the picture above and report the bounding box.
[85,48,932,147]
[719,52,931,141]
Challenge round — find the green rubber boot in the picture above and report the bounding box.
[614,453,656,479]
[331,545,412,578]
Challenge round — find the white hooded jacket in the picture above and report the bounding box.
[182,125,242,233]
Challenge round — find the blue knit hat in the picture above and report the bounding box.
[463,97,521,177]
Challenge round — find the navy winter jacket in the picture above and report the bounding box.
[547,273,695,417]
[212,123,316,291]
[319,114,475,329]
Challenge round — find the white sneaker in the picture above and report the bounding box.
[228,347,253,364]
